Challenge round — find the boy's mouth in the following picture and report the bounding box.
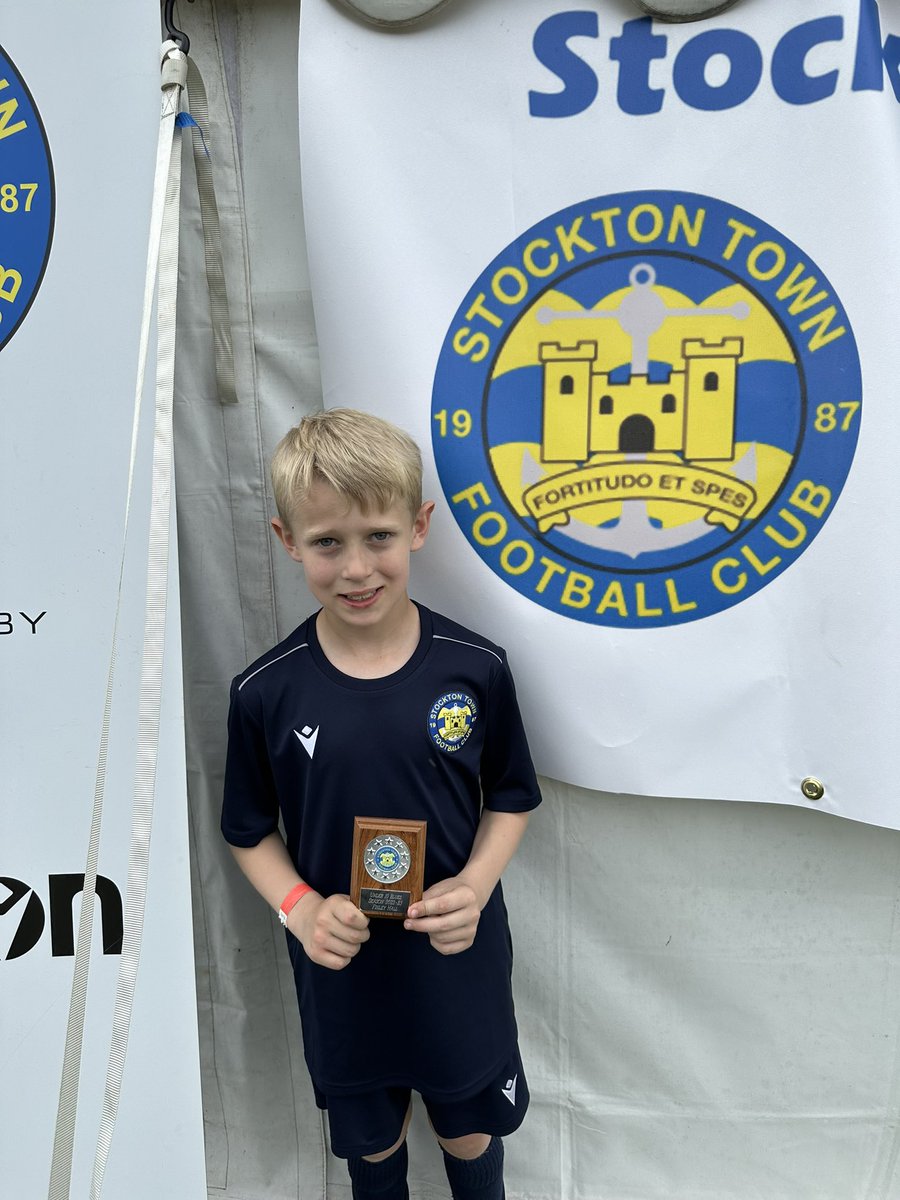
[340,587,381,605]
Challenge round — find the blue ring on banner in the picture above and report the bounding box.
[431,190,861,628]
[0,44,55,354]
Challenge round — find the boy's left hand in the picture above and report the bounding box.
[404,877,481,955]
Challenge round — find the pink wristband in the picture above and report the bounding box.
[278,883,313,926]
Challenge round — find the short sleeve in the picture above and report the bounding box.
[221,677,281,847]
[479,654,542,813]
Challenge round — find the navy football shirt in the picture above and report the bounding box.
[222,604,541,1098]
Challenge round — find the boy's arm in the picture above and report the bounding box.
[230,831,369,970]
[404,809,531,955]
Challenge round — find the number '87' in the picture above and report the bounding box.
[814,402,860,434]
[1,184,39,213]
[434,409,472,437]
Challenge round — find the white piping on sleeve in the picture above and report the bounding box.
[238,643,309,690]
[433,634,502,665]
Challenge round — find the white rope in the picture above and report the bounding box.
[88,44,187,1199]
[46,41,187,1200]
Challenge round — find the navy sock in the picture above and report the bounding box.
[347,1141,409,1200]
[441,1135,505,1200]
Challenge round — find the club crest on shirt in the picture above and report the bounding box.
[431,190,861,628]
[428,691,478,753]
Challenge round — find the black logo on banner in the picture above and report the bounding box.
[0,874,123,960]
[0,611,47,636]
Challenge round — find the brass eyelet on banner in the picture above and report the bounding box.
[801,777,825,801]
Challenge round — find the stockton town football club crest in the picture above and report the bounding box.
[431,190,861,627]
[428,692,477,753]
[0,45,54,353]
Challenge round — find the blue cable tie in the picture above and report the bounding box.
[175,111,210,157]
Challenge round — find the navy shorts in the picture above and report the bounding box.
[314,1046,529,1159]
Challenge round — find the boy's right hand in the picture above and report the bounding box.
[289,892,370,970]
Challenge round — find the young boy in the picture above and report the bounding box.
[221,408,541,1200]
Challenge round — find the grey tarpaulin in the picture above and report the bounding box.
[174,2,900,1197]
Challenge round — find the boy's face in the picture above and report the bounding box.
[272,481,433,637]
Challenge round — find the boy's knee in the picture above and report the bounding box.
[362,1103,413,1162]
[436,1130,492,1160]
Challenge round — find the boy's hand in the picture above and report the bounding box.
[404,878,481,955]
[290,892,370,970]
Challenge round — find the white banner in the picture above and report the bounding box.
[298,0,900,826]
[0,9,205,1196]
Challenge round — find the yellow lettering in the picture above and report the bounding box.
[0,81,27,140]
[492,266,529,305]
[535,556,566,594]
[522,239,558,278]
[789,479,831,519]
[451,481,491,510]
[0,266,21,304]
[595,580,627,616]
[665,577,697,613]
[500,540,535,576]
[465,292,503,329]
[764,509,806,550]
[747,240,786,282]
[711,557,746,594]
[555,217,597,262]
[472,511,507,546]
[774,263,828,314]
[561,571,593,609]
[799,306,846,351]
[452,327,490,363]
[667,204,705,248]
[741,545,781,576]
[627,203,664,245]
[721,218,756,261]
[589,206,622,247]
[635,583,662,617]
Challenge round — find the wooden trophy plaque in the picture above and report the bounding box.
[350,817,427,919]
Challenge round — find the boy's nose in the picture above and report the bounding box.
[342,545,372,581]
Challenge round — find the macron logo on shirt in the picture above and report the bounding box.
[294,725,319,760]
[501,1075,518,1106]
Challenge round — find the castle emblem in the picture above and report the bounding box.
[431,191,861,627]
[533,262,752,538]
[437,703,472,741]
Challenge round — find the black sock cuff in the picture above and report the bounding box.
[348,1140,409,1191]
[442,1134,504,1189]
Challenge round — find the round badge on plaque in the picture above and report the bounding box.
[363,834,411,884]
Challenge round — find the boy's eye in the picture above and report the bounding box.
[370,531,392,543]
[315,537,337,548]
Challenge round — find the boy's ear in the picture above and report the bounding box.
[411,500,435,552]
[271,517,303,563]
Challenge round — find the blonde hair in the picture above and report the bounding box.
[271,408,423,528]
